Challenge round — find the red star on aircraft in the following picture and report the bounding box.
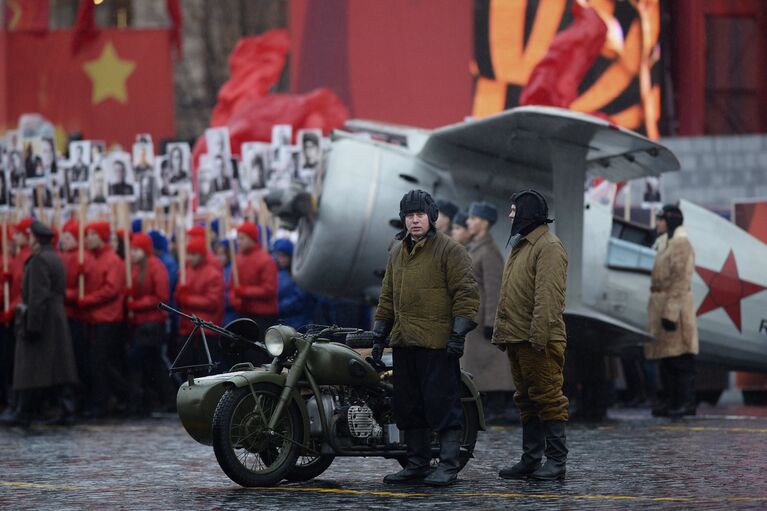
[695,249,766,332]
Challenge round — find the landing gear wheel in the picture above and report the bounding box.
[211,383,302,487]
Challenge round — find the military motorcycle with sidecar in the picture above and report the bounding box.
[163,303,486,487]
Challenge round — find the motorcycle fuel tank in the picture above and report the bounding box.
[306,342,380,386]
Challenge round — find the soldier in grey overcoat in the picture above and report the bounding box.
[460,202,515,424]
[6,221,78,427]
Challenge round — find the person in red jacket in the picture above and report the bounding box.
[59,219,93,409]
[175,236,225,372]
[8,218,34,320]
[125,232,170,415]
[231,222,278,337]
[78,221,128,417]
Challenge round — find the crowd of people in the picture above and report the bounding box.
[0,216,368,427]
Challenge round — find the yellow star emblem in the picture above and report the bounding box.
[82,41,136,105]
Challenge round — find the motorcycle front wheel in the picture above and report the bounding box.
[212,383,302,487]
[285,447,335,482]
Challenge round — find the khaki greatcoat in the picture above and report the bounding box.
[12,244,79,391]
[644,226,699,360]
[461,234,514,391]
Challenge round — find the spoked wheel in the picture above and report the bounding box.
[212,383,303,487]
[285,441,335,482]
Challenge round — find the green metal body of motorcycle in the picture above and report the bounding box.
[168,310,486,488]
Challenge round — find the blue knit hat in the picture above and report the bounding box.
[468,201,498,225]
[273,238,294,257]
[148,229,168,253]
[131,218,142,233]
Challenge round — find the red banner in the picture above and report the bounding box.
[1,29,174,149]
[4,0,49,32]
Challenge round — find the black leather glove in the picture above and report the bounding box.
[446,316,478,360]
[370,319,392,362]
[661,318,677,332]
[483,326,493,340]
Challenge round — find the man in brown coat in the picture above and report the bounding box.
[2,222,78,427]
[493,189,569,481]
[461,201,515,424]
[372,189,479,487]
[645,205,698,418]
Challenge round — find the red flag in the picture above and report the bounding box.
[520,2,607,108]
[3,30,174,149]
[210,30,291,126]
[4,0,49,32]
[72,0,98,54]
[166,0,183,57]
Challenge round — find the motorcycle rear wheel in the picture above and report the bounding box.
[285,448,335,482]
[212,383,302,487]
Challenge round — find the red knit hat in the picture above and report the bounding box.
[186,236,208,255]
[237,222,260,243]
[62,219,79,240]
[131,232,153,255]
[187,225,206,239]
[14,218,34,236]
[85,221,111,243]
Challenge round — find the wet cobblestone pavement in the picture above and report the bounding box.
[2,405,767,510]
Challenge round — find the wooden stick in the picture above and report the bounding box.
[78,196,86,299]
[257,196,268,249]
[223,207,239,287]
[176,211,186,285]
[2,218,8,313]
[205,211,212,251]
[121,202,132,289]
[34,185,44,221]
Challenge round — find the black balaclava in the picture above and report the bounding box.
[658,204,683,239]
[506,189,553,248]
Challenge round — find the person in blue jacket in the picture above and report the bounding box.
[272,239,314,330]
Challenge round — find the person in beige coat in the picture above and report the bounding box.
[461,201,516,425]
[645,205,699,418]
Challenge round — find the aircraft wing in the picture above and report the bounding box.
[416,106,680,309]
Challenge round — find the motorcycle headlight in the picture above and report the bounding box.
[265,325,297,357]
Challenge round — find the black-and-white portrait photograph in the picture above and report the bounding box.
[165,142,191,190]
[210,153,233,196]
[90,164,108,204]
[91,140,106,164]
[242,142,270,193]
[206,127,231,157]
[136,170,156,214]
[642,176,662,208]
[156,156,177,205]
[5,130,21,152]
[8,150,25,189]
[133,139,154,179]
[271,124,292,171]
[106,152,136,202]
[298,129,322,171]
[68,141,91,187]
[0,169,9,210]
[197,155,214,211]
[24,137,47,184]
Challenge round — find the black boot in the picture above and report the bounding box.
[383,429,431,484]
[499,417,544,479]
[530,420,567,481]
[668,364,696,418]
[0,391,32,428]
[43,387,77,426]
[423,428,462,487]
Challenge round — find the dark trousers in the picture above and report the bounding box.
[89,322,130,411]
[0,324,13,410]
[392,347,463,432]
[69,318,90,407]
[127,322,175,412]
[659,354,696,408]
